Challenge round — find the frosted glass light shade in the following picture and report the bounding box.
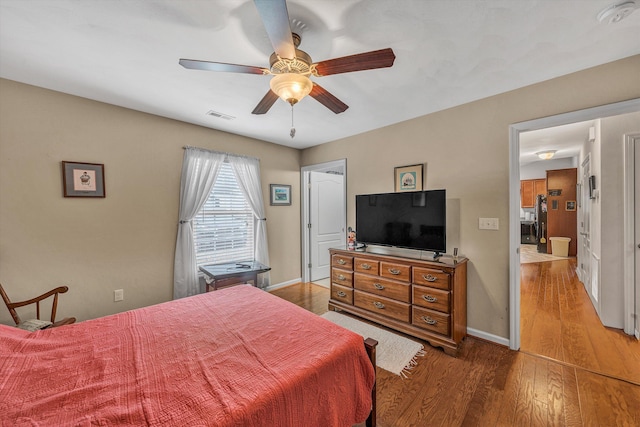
[537,150,557,160]
[270,73,313,105]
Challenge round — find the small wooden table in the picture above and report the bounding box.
[200,261,271,291]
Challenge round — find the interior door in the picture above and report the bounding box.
[309,171,345,281]
[579,155,593,297]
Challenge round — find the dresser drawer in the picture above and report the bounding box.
[380,261,411,282]
[354,273,411,303]
[354,290,410,323]
[331,283,353,304]
[412,285,450,313]
[332,254,353,269]
[331,269,353,287]
[354,257,380,274]
[412,306,450,336]
[413,267,451,290]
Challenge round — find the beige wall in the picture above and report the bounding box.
[0,79,302,324]
[301,55,640,339]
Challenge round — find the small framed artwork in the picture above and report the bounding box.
[62,161,105,198]
[270,184,291,206]
[394,164,423,192]
[566,201,576,211]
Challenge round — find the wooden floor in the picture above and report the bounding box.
[271,281,640,426]
[520,258,640,385]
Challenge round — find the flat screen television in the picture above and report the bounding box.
[355,189,446,256]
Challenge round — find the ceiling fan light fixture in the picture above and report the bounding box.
[536,150,557,160]
[270,73,313,105]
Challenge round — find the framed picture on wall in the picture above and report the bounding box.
[566,201,576,211]
[270,184,291,206]
[62,161,105,198]
[394,164,423,192]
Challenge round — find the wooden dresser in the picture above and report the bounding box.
[329,248,467,356]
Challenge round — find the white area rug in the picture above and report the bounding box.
[321,311,424,377]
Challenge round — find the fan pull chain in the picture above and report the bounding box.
[289,104,296,139]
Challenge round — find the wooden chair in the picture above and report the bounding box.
[0,283,76,329]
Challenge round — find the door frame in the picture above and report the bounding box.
[300,159,347,283]
[577,154,592,288]
[509,98,640,350]
[623,133,640,337]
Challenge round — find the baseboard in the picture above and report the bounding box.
[467,327,510,347]
[265,278,302,292]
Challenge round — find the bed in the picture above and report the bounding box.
[0,285,376,427]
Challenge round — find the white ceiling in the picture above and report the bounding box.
[520,120,595,165]
[1,0,639,150]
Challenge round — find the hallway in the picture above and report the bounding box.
[520,258,640,385]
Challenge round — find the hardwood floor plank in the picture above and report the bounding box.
[546,360,566,426]
[514,353,536,426]
[560,365,584,427]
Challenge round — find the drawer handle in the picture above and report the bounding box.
[337,259,346,265]
[422,295,438,303]
[388,268,401,275]
[373,283,385,290]
[361,263,372,270]
[373,301,385,309]
[422,274,437,282]
[337,291,347,297]
[338,274,346,281]
[421,316,437,325]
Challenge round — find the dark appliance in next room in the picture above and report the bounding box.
[536,194,548,253]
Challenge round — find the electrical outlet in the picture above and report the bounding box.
[479,217,499,230]
[114,289,124,302]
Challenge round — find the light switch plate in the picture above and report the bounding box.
[479,218,499,230]
[114,289,124,302]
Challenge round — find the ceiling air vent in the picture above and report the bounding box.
[206,110,235,120]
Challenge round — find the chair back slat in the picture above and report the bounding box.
[0,283,22,324]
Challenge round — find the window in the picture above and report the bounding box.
[193,163,254,266]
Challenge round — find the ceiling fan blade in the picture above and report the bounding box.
[309,83,348,114]
[314,48,396,76]
[252,90,280,115]
[253,0,295,59]
[179,59,267,75]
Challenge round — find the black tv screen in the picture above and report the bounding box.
[355,190,446,253]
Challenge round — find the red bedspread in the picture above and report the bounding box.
[0,285,374,426]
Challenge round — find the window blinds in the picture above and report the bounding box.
[193,163,254,266]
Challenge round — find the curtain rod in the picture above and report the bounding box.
[182,146,259,162]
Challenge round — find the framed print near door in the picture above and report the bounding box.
[62,161,105,197]
[270,184,291,206]
[394,164,423,192]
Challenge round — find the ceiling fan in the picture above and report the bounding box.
[179,0,396,117]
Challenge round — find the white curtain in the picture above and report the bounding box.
[229,156,271,288]
[173,148,226,299]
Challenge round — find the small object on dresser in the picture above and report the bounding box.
[347,227,356,250]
